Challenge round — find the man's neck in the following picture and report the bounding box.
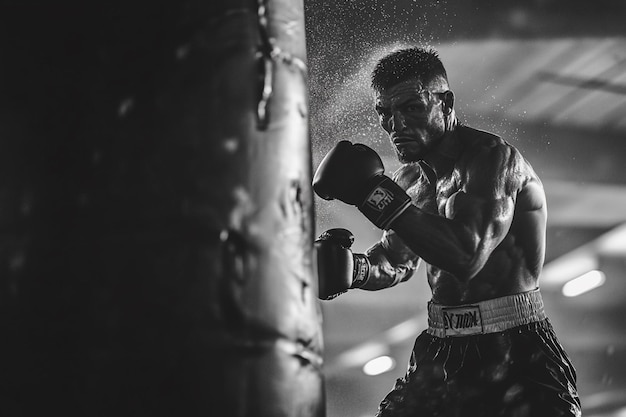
[420,113,460,178]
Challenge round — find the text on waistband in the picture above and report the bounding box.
[442,305,484,336]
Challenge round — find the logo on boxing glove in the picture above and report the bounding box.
[365,186,394,211]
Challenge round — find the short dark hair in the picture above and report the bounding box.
[371,46,448,92]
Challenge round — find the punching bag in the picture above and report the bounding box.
[0,1,324,416]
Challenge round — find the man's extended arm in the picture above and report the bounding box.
[315,227,420,299]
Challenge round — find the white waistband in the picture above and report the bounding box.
[427,289,546,338]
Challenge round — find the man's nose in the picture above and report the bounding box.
[390,112,407,131]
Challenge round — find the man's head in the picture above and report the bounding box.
[371,46,455,163]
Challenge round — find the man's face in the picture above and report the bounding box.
[375,78,448,163]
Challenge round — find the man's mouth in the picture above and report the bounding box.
[392,135,415,145]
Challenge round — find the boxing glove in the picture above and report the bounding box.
[313,141,411,230]
[315,228,370,300]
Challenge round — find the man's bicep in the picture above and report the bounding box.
[448,143,523,247]
[444,187,516,257]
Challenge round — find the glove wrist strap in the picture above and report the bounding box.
[358,176,412,230]
[352,254,370,288]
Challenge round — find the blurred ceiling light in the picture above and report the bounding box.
[385,317,421,345]
[540,223,626,289]
[328,341,388,373]
[363,355,395,376]
[562,270,606,297]
[541,252,598,286]
[597,223,626,255]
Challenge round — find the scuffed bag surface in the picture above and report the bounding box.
[376,319,581,417]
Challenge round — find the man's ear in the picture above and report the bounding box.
[442,90,454,115]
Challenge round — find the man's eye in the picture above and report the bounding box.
[406,105,422,112]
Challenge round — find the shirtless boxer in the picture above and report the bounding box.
[313,47,581,416]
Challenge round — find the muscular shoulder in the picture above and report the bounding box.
[457,125,502,148]
[457,125,510,159]
[456,126,535,197]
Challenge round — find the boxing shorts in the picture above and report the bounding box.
[376,290,581,417]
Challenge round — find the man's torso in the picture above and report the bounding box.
[393,126,546,305]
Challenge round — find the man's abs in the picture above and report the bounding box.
[427,239,540,305]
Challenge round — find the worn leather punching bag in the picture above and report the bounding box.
[0,1,324,416]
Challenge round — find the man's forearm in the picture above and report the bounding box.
[361,240,419,290]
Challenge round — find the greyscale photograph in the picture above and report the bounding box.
[0,1,624,416]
